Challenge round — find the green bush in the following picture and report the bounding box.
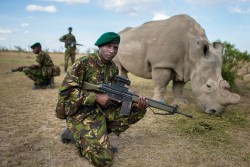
[221,41,250,90]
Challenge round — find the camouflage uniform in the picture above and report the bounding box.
[58,54,146,167]
[59,33,76,72]
[23,50,54,86]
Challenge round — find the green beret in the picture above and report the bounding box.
[95,32,120,47]
[30,42,41,49]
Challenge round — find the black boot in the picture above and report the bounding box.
[61,128,76,144]
[111,146,118,154]
[32,82,46,90]
[47,78,55,89]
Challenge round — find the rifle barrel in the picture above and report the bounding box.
[132,95,193,118]
[132,95,175,112]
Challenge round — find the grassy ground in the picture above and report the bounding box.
[0,50,249,167]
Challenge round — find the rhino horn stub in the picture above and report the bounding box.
[219,80,241,106]
[230,93,241,104]
[223,93,241,106]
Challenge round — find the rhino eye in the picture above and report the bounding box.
[206,84,211,88]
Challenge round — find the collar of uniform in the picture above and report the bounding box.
[93,54,112,67]
[36,50,42,55]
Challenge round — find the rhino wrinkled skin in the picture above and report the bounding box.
[114,14,240,115]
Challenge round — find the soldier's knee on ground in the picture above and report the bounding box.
[82,149,113,167]
[61,128,76,144]
[79,140,113,167]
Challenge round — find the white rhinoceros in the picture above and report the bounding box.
[113,14,240,115]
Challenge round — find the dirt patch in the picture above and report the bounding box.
[0,51,249,167]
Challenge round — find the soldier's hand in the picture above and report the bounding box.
[96,94,121,108]
[17,66,24,71]
[29,64,38,69]
[134,96,149,110]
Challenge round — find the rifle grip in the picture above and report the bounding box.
[120,100,132,116]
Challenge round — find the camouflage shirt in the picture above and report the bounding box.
[58,54,119,116]
[36,50,54,68]
[60,33,76,49]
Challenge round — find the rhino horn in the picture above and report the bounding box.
[219,80,241,105]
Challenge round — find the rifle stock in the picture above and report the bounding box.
[82,76,193,118]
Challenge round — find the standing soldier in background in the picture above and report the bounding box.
[59,27,77,72]
[12,42,59,89]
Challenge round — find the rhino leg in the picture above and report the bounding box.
[172,81,188,104]
[152,68,172,102]
[117,64,128,78]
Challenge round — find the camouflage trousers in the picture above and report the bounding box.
[23,67,51,85]
[66,104,146,167]
[64,48,76,72]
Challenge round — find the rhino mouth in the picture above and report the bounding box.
[198,102,225,115]
[204,108,218,115]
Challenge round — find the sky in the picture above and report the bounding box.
[0,0,249,53]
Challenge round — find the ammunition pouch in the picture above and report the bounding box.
[42,67,53,77]
[42,66,60,77]
[55,101,66,119]
[52,66,61,77]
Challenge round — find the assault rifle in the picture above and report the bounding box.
[11,66,24,72]
[12,65,38,72]
[83,75,193,118]
[72,42,84,46]
[66,39,84,47]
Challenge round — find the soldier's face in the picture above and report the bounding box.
[32,46,41,54]
[99,44,119,64]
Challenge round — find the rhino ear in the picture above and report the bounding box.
[197,40,209,55]
[213,42,224,54]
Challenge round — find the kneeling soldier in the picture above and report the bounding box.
[57,32,148,167]
[14,42,60,89]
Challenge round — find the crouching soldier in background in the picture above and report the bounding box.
[12,42,60,89]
